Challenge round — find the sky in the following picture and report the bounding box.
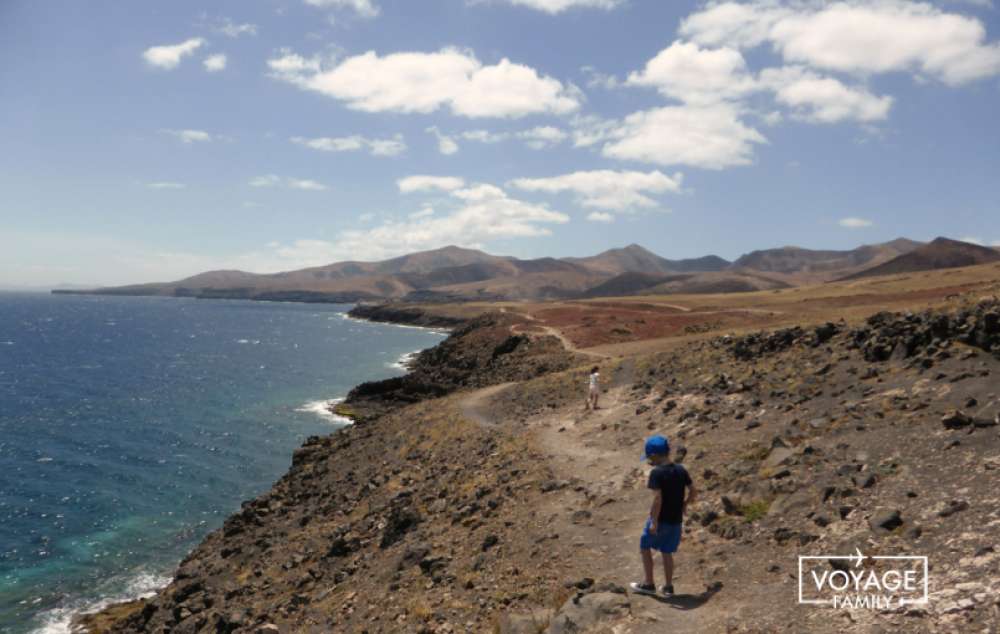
[1,0,999,287]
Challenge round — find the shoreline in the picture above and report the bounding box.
[344,302,469,330]
[75,309,576,632]
[55,313,450,634]
[73,296,1000,632]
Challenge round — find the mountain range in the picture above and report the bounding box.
[56,238,1000,303]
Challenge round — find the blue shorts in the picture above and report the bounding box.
[639,519,682,553]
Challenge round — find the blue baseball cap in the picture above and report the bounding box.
[644,435,670,461]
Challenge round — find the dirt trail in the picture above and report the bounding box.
[506,307,613,359]
[537,325,612,359]
[458,379,731,632]
[458,382,515,427]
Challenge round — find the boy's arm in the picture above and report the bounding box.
[649,489,662,532]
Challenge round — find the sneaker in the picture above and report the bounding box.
[629,582,657,596]
[660,584,675,596]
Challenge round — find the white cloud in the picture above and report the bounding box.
[580,65,620,89]
[288,178,328,191]
[461,129,510,143]
[367,137,408,157]
[680,1,1000,85]
[517,126,568,149]
[146,182,186,190]
[398,176,466,193]
[760,67,893,123]
[992,240,1000,247]
[322,183,568,260]
[427,127,459,155]
[839,217,874,228]
[959,235,984,244]
[143,38,205,70]
[267,47,581,118]
[409,207,436,219]
[291,134,407,157]
[602,104,767,169]
[162,129,213,144]
[763,110,784,126]
[249,175,328,191]
[249,174,281,188]
[511,169,682,211]
[626,41,757,104]
[496,0,625,14]
[203,54,227,72]
[305,0,380,17]
[587,211,615,223]
[569,114,620,148]
[214,19,257,38]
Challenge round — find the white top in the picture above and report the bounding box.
[589,372,599,389]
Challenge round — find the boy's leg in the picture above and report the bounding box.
[641,548,655,586]
[661,552,674,586]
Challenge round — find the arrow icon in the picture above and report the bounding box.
[852,547,866,568]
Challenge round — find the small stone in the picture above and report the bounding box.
[853,473,877,489]
[869,508,903,533]
[942,410,973,429]
[571,510,592,524]
[937,499,969,518]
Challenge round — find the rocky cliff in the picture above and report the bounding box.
[81,298,1000,633]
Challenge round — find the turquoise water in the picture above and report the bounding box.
[0,294,445,633]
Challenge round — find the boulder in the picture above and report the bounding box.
[764,447,795,469]
[547,592,630,634]
[869,508,903,533]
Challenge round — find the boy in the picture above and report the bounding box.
[586,366,600,410]
[630,435,695,597]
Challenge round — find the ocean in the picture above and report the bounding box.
[0,293,446,633]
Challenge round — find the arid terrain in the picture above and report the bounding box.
[78,260,1000,633]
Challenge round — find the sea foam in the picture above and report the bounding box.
[30,571,171,634]
[295,398,353,426]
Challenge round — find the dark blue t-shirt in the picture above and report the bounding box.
[648,463,692,525]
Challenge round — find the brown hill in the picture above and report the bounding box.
[642,270,791,295]
[734,238,921,283]
[61,238,947,304]
[64,245,720,303]
[565,244,730,276]
[842,237,1000,280]
[579,272,671,298]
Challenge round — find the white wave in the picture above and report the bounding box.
[295,398,353,426]
[336,312,449,335]
[30,570,172,634]
[386,350,420,371]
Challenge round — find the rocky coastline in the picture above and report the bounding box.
[78,298,1000,633]
[77,310,579,633]
[345,303,469,330]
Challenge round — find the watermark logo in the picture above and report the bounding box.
[798,548,929,609]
